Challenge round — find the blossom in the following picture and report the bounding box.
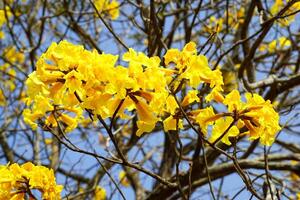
[195,106,216,135]
[25,72,49,99]
[63,70,84,93]
[0,7,12,39]
[0,162,62,200]
[209,117,239,145]
[0,90,5,106]
[205,86,224,103]
[22,40,281,146]
[94,0,120,20]
[222,90,281,146]
[119,171,130,187]
[260,37,292,53]
[243,93,281,145]
[163,115,183,132]
[94,186,106,200]
[271,0,300,26]
[223,89,242,111]
[204,16,223,33]
[181,90,200,107]
[134,98,159,136]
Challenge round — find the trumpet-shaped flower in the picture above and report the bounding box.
[181,90,200,107]
[195,106,216,135]
[134,98,159,136]
[209,117,239,145]
[163,115,183,132]
[223,89,242,111]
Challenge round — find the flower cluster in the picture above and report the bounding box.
[23,40,223,136]
[204,7,244,33]
[271,0,300,26]
[195,90,281,145]
[0,162,63,200]
[0,6,12,39]
[94,0,119,20]
[259,36,291,53]
[23,40,280,146]
[0,46,25,106]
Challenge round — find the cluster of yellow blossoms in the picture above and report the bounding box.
[271,0,300,26]
[23,40,280,145]
[0,6,12,39]
[94,0,119,20]
[259,36,291,53]
[204,7,245,33]
[197,90,281,145]
[0,46,25,106]
[0,162,63,200]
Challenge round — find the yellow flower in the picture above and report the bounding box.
[290,160,299,181]
[23,108,43,130]
[135,99,158,136]
[222,90,281,146]
[0,165,14,183]
[63,70,84,93]
[95,186,106,200]
[81,92,113,117]
[209,117,239,145]
[271,0,300,26]
[243,93,281,145]
[59,113,78,132]
[25,72,49,99]
[183,41,197,54]
[94,0,120,20]
[3,46,25,64]
[278,37,291,47]
[22,40,281,146]
[163,115,183,132]
[205,86,224,103]
[177,50,223,90]
[0,31,5,39]
[165,95,178,115]
[195,106,216,135]
[149,91,168,115]
[0,162,62,200]
[181,90,200,107]
[164,41,196,72]
[0,90,5,106]
[107,0,119,20]
[136,120,157,137]
[119,171,130,187]
[0,8,11,24]
[223,89,242,111]
[268,37,291,53]
[164,48,180,65]
[271,0,283,15]
[32,95,53,115]
[225,7,245,30]
[44,138,53,145]
[204,16,223,33]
